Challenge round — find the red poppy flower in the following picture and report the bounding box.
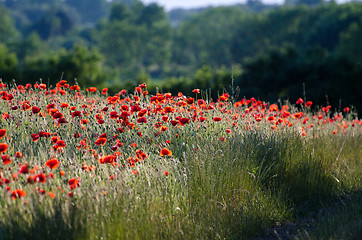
[81,119,89,125]
[187,98,194,105]
[296,98,304,105]
[86,87,97,92]
[305,101,313,107]
[15,151,23,158]
[57,118,68,124]
[31,106,41,114]
[99,155,116,164]
[164,171,170,176]
[110,111,119,119]
[192,89,200,94]
[102,88,108,95]
[170,120,178,126]
[267,116,275,121]
[31,133,40,142]
[344,107,350,113]
[213,117,222,122]
[95,138,107,146]
[2,155,11,165]
[178,118,190,126]
[19,165,28,174]
[72,111,82,118]
[164,106,174,113]
[39,131,51,138]
[137,117,147,124]
[294,112,304,119]
[45,158,60,170]
[48,192,56,199]
[160,148,172,156]
[70,85,80,91]
[199,117,207,122]
[68,178,79,189]
[36,173,46,183]
[0,129,6,139]
[11,189,26,199]
[0,143,8,153]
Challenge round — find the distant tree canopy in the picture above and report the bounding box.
[0,1,361,113]
[0,5,19,43]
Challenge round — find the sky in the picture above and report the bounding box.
[142,0,283,10]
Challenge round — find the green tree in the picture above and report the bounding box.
[0,44,18,82]
[336,18,362,64]
[172,7,247,69]
[0,5,20,43]
[22,46,107,87]
[64,0,108,24]
[30,8,75,39]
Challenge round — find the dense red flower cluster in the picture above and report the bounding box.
[0,80,360,202]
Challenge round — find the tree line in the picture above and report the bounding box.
[0,0,361,112]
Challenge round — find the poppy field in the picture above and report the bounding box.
[0,81,361,239]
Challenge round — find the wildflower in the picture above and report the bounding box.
[81,119,89,125]
[305,101,313,107]
[164,171,170,176]
[192,89,200,94]
[0,129,6,139]
[99,155,116,164]
[70,85,80,91]
[187,98,194,104]
[48,192,55,199]
[39,131,51,138]
[296,98,304,105]
[344,107,350,113]
[86,87,97,92]
[11,189,26,199]
[267,116,275,121]
[0,143,8,153]
[45,158,60,170]
[160,148,172,156]
[31,133,40,142]
[72,111,82,118]
[68,178,80,190]
[19,165,28,174]
[36,173,46,183]
[2,155,11,165]
[178,118,190,126]
[95,138,107,146]
[213,117,222,122]
[31,106,41,114]
[294,112,304,119]
[137,117,147,124]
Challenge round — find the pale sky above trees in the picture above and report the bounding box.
[142,0,347,10]
[143,0,283,10]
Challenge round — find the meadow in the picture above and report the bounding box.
[0,81,361,239]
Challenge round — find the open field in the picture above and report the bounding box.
[0,81,361,239]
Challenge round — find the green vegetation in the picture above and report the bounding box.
[0,82,360,239]
[0,1,361,112]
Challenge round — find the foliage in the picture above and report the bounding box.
[0,1,362,113]
[21,46,107,87]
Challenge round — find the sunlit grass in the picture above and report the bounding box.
[0,81,360,239]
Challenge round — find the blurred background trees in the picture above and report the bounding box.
[0,0,361,112]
